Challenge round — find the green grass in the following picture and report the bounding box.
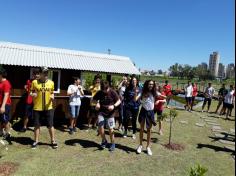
[0,101,235,176]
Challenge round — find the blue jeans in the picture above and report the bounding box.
[0,105,11,123]
[69,105,81,118]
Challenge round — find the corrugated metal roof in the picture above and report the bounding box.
[0,41,140,75]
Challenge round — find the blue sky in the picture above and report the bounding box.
[0,0,234,71]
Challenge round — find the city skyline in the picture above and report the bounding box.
[140,51,235,73]
[0,0,235,71]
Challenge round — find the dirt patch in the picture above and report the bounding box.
[163,143,185,151]
[0,162,19,176]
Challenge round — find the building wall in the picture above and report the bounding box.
[3,65,91,126]
[218,63,226,78]
[209,52,220,77]
[226,63,235,79]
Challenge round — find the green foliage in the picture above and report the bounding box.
[82,72,122,90]
[170,109,178,119]
[168,108,178,144]
[82,72,95,89]
[0,64,4,72]
[169,63,218,81]
[189,164,208,176]
[160,112,168,121]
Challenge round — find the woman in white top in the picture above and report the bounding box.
[202,83,215,113]
[222,85,235,120]
[184,81,193,112]
[136,80,157,156]
[67,77,84,134]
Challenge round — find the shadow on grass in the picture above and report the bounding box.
[64,139,136,153]
[115,143,137,154]
[209,135,235,142]
[10,137,33,145]
[11,137,52,147]
[55,125,68,132]
[143,138,159,143]
[65,139,101,148]
[104,131,123,138]
[197,143,235,155]
[207,114,220,119]
[223,118,235,122]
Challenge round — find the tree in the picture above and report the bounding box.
[188,67,196,80]
[182,64,191,79]
[169,63,179,77]
[163,108,185,151]
[158,69,163,75]
[178,64,184,79]
[168,109,178,145]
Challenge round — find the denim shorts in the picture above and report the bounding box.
[0,105,11,123]
[69,105,81,118]
[25,104,33,118]
[98,115,115,129]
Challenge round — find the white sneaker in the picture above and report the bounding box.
[123,131,127,138]
[132,134,136,140]
[137,145,143,154]
[201,110,204,113]
[147,147,153,156]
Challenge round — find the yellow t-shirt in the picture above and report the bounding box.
[31,79,54,111]
[90,84,100,106]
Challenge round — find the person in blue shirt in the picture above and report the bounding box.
[123,76,141,139]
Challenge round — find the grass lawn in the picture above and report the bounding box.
[0,101,235,176]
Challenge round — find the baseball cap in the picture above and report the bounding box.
[40,67,49,73]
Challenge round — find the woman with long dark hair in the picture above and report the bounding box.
[123,76,141,139]
[136,80,157,156]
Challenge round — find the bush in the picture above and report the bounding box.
[189,164,208,176]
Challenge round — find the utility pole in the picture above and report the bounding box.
[108,49,111,55]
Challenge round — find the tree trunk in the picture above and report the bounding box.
[169,116,172,145]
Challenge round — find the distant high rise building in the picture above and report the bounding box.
[197,62,208,70]
[201,62,208,70]
[209,52,220,77]
[226,63,235,79]
[218,63,226,78]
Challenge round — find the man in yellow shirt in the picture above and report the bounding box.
[87,75,101,130]
[30,67,58,149]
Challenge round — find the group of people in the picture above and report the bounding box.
[65,74,171,155]
[0,67,235,156]
[183,81,235,120]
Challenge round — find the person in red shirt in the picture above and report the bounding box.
[163,80,172,108]
[191,83,198,111]
[154,85,167,135]
[20,68,40,132]
[0,68,12,141]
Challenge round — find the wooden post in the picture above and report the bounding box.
[106,74,112,86]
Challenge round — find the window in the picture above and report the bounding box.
[30,68,61,94]
[48,70,61,93]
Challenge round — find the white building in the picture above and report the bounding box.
[218,63,226,78]
[209,52,220,77]
[226,63,235,79]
